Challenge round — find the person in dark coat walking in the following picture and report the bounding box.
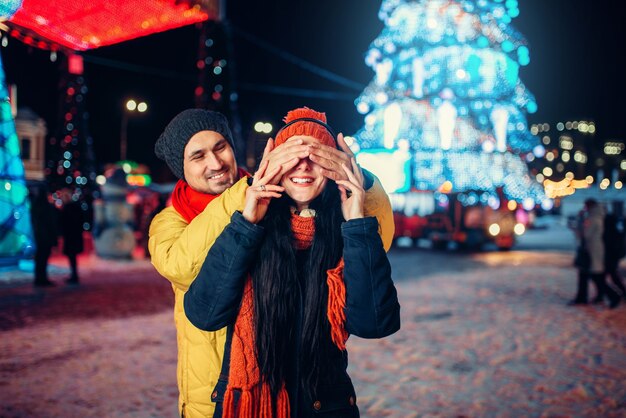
[570,199,620,308]
[59,188,84,284]
[603,212,626,299]
[30,184,59,287]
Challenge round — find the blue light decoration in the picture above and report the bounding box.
[0,0,32,261]
[356,147,411,193]
[352,0,546,205]
[0,0,22,18]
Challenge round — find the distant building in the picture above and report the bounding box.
[15,107,46,181]
[526,120,624,199]
[527,120,596,181]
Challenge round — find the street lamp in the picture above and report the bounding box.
[120,99,147,161]
[254,121,273,134]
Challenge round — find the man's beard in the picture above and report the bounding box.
[208,176,235,194]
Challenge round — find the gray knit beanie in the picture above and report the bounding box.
[155,109,234,180]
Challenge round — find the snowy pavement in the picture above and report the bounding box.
[1,243,625,417]
[351,250,626,418]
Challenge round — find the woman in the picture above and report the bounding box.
[184,107,400,418]
[571,199,620,308]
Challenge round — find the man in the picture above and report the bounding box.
[59,187,84,284]
[149,108,393,417]
[30,184,59,287]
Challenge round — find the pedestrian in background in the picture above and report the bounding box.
[30,184,59,287]
[603,212,626,300]
[59,187,84,284]
[570,199,620,308]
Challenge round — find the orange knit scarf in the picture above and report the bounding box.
[222,213,347,418]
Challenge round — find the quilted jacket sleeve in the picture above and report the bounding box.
[342,216,400,339]
[148,177,248,291]
[362,171,394,252]
[184,212,265,331]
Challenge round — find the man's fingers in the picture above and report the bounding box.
[269,146,310,165]
[308,153,335,169]
[340,165,364,193]
[253,158,270,183]
[319,168,340,181]
[262,138,274,160]
[281,157,301,173]
[254,164,281,186]
[309,153,348,179]
[337,133,355,158]
[284,149,311,163]
[339,157,364,187]
[341,163,358,184]
[350,157,364,185]
[264,141,308,169]
[283,137,304,145]
[265,157,300,184]
[309,144,349,163]
[273,139,307,153]
[260,165,282,183]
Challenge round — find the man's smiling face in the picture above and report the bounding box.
[183,131,238,195]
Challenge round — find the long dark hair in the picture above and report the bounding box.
[251,181,344,398]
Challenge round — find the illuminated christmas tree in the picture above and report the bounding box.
[352,0,546,207]
[0,0,32,260]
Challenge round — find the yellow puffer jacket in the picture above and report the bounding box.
[149,175,393,418]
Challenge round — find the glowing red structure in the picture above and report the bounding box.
[8,0,218,50]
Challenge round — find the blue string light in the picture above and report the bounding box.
[0,49,33,259]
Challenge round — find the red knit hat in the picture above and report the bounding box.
[274,107,336,148]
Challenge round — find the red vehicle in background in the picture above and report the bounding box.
[391,188,527,250]
[355,150,528,251]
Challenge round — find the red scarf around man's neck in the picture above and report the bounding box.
[171,168,249,223]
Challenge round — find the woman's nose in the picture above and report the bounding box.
[295,157,312,170]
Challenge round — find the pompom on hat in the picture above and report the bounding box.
[274,107,336,148]
[155,109,234,180]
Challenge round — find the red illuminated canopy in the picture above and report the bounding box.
[8,0,219,51]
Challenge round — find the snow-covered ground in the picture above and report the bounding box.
[516,215,577,251]
[1,223,625,417]
[353,250,626,417]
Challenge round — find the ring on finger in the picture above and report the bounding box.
[258,184,266,192]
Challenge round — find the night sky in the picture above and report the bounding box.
[3,0,625,181]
